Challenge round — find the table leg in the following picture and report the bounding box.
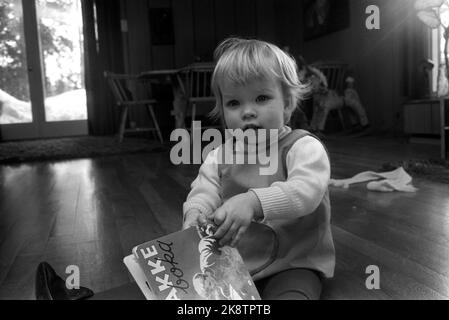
[171,84,187,129]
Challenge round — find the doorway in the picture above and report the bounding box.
[0,0,87,140]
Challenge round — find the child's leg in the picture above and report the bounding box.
[255,268,322,300]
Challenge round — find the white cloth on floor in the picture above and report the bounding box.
[329,167,418,192]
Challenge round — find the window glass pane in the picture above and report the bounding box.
[36,0,87,122]
[0,0,33,124]
[441,9,449,65]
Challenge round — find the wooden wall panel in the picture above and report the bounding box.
[234,0,256,38]
[192,0,215,61]
[124,1,156,128]
[256,0,276,43]
[274,0,301,49]
[172,0,195,67]
[214,0,236,46]
[116,0,278,134]
[150,0,169,7]
[148,0,175,69]
[119,0,130,74]
[124,0,277,71]
[125,0,152,73]
[151,46,175,70]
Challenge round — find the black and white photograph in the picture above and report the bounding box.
[303,0,350,41]
[0,0,448,305]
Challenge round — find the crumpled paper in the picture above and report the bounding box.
[329,167,418,192]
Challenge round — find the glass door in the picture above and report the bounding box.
[0,0,35,139]
[0,0,87,140]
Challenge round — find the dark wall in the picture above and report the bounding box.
[92,0,428,135]
[116,0,279,134]
[276,0,428,133]
[122,0,278,73]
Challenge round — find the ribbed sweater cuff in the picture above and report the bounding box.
[250,186,293,221]
[183,202,212,219]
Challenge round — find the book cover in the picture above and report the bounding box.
[130,224,261,300]
[123,254,156,300]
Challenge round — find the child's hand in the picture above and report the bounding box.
[182,210,207,230]
[212,191,262,247]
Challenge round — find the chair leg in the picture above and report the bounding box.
[191,102,196,134]
[147,104,163,144]
[118,106,128,143]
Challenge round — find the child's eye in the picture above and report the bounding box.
[225,100,239,107]
[256,95,270,103]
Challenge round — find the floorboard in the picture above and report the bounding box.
[0,135,448,299]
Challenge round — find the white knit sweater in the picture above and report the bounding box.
[183,126,331,223]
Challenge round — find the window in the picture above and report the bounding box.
[430,5,449,96]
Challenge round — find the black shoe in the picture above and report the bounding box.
[35,262,94,300]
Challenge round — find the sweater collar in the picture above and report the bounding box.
[231,125,291,154]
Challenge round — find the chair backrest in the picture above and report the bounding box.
[183,62,215,101]
[104,71,136,105]
[310,62,348,93]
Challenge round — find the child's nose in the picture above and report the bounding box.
[241,103,257,119]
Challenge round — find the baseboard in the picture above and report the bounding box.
[409,136,441,145]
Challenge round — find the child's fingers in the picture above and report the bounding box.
[182,216,193,228]
[182,217,197,229]
[183,211,198,227]
[230,225,248,248]
[213,215,232,241]
[197,214,207,227]
[219,222,239,247]
[213,207,226,226]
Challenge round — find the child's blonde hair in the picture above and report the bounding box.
[211,37,310,124]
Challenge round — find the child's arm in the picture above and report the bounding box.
[213,136,330,246]
[251,135,330,221]
[182,149,222,229]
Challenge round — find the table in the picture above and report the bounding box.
[139,69,188,129]
[140,63,216,130]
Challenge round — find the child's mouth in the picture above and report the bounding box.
[242,124,262,131]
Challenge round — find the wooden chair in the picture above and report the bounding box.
[311,61,349,130]
[104,71,163,143]
[181,62,221,132]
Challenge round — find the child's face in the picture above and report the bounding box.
[220,77,290,131]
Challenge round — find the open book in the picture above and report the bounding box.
[123,224,261,300]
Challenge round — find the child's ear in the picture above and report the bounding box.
[284,96,294,114]
[283,96,295,124]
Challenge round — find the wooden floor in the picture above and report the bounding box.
[0,135,448,300]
